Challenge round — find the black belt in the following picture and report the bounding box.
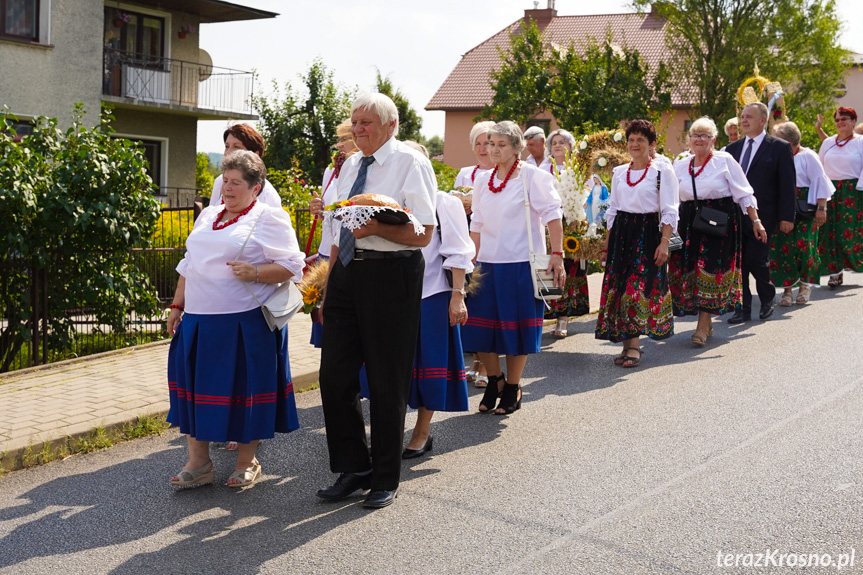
[353,249,416,261]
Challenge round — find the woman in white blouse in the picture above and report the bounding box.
[596,120,679,367]
[463,121,565,415]
[540,129,590,338]
[817,106,863,288]
[403,190,475,459]
[453,121,495,388]
[670,117,766,346]
[772,122,835,304]
[166,151,305,489]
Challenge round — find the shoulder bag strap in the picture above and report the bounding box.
[521,165,535,264]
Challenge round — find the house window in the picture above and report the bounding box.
[1,0,39,42]
[114,136,164,190]
[526,119,551,134]
[3,119,34,142]
[104,7,164,65]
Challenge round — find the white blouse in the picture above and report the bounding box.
[454,165,492,189]
[537,158,564,177]
[818,135,863,186]
[470,163,562,263]
[210,177,282,208]
[177,202,305,315]
[606,162,680,230]
[422,192,476,299]
[317,166,340,257]
[795,147,835,204]
[673,150,758,212]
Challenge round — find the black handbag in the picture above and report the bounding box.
[796,198,817,219]
[437,226,473,289]
[690,170,729,237]
[657,171,683,251]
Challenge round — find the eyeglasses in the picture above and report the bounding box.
[835,117,854,124]
[336,136,353,143]
[689,133,713,140]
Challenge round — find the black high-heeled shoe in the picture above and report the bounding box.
[494,382,521,415]
[478,373,505,413]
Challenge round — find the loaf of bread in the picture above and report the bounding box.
[350,193,402,210]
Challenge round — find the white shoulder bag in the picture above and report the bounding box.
[237,212,303,331]
[521,168,563,308]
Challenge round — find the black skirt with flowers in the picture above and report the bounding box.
[595,211,674,343]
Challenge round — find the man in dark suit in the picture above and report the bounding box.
[726,102,797,323]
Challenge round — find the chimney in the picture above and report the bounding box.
[524,2,557,31]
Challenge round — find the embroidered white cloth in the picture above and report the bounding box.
[326,204,427,237]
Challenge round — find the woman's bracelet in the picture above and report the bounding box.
[752,218,761,224]
[168,304,184,311]
[551,251,564,256]
[255,266,260,283]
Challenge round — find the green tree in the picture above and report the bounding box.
[195,152,214,193]
[422,135,444,158]
[0,105,161,371]
[252,60,354,184]
[632,0,848,134]
[375,70,423,142]
[481,20,672,131]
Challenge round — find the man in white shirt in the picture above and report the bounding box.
[523,126,546,166]
[316,94,436,509]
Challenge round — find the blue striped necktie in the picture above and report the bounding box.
[740,138,754,174]
[338,155,376,266]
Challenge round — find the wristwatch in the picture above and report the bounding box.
[817,206,827,211]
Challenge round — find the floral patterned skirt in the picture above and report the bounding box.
[769,187,821,286]
[818,178,863,274]
[595,211,673,343]
[544,258,589,319]
[669,197,743,316]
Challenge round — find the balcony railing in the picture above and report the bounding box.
[102,49,254,115]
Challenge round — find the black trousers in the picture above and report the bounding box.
[319,251,424,491]
[741,225,775,312]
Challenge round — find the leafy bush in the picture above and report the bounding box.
[433,160,459,192]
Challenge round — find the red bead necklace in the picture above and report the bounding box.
[471,164,480,183]
[488,160,520,193]
[835,135,853,148]
[688,153,713,178]
[213,200,257,230]
[626,158,652,187]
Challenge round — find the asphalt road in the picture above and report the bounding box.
[1,277,862,575]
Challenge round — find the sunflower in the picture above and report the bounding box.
[302,285,320,306]
[564,235,580,254]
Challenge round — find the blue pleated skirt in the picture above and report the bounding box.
[167,308,299,443]
[408,292,469,411]
[461,261,544,355]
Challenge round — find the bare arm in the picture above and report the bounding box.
[167,276,186,336]
[353,221,434,247]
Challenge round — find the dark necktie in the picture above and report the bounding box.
[338,155,376,266]
[740,138,754,174]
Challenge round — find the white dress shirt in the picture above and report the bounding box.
[524,154,545,167]
[334,137,438,252]
[606,162,680,230]
[454,165,492,188]
[795,147,835,204]
[177,202,305,315]
[210,177,282,208]
[470,163,562,263]
[422,192,476,299]
[317,166,340,257]
[673,150,758,211]
[738,132,766,175]
[818,134,863,187]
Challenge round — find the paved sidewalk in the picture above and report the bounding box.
[0,272,604,471]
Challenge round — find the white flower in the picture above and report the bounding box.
[579,140,588,150]
[597,157,608,167]
[613,132,624,142]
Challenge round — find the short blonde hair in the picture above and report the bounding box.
[689,116,718,138]
[723,117,739,135]
[469,121,495,147]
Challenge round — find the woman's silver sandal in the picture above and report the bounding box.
[226,462,262,488]
[170,461,214,487]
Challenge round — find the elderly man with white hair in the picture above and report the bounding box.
[315,93,437,509]
[523,125,547,166]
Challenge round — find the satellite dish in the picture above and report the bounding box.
[197,49,213,81]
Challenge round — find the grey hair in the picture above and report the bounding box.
[221,150,266,190]
[744,101,769,119]
[523,125,545,141]
[546,129,576,156]
[773,121,801,146]
[723,117,739,135]
[402,140,429,158]
[469,121,495,147]
[490,121,526,154]
[352,93,400,136]
[689,116,718,138]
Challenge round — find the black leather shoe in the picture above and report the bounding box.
[363,487,399,509]
[728,310,751,324]
[402,436,433,460]
[315,472,372,501]
[759,302,775,320]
